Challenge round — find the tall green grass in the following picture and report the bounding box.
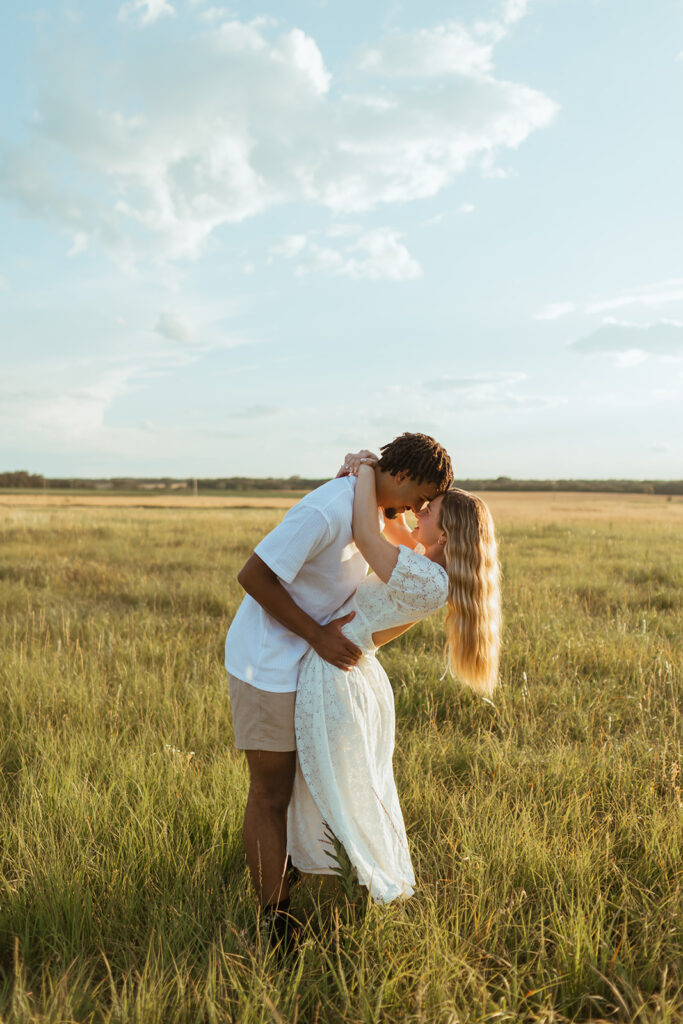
[0,507,681,1022]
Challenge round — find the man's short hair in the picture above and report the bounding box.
[378,432,453,491]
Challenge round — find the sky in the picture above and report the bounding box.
[1,0,682,480]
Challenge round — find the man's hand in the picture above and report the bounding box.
[312,612,362,671]
[336,450,379,478]
[238,555,362,671]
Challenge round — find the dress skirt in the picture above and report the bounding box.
[286,648,415,903]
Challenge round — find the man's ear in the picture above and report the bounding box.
[394,471,406,484]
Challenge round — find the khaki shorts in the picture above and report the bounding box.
[228,674,297,752]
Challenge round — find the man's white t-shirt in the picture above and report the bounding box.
[225,476,369,693]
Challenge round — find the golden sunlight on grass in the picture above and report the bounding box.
[2,489,681,524]
[0,498,680,1021]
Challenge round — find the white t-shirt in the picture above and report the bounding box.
[225,476,369,693]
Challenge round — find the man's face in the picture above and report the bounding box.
[382,473,440,519]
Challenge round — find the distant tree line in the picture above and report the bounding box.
[452,477,683,495]
[194,476,330,492]
[0,471,47,488]
[0,472,329,492]
[2,470,683,495]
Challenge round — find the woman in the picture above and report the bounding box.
[286,455,501,903]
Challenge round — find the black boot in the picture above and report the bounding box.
[259,897,301,955]
[286,855,302,891]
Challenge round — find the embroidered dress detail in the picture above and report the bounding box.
[287,546,448,903]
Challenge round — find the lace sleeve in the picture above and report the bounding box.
[386,545,448,615]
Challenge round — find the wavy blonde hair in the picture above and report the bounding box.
[439,489,501,697]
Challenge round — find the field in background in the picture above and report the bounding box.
[1,489,682,523]
[0,496,681,1022]
[0,491,307,510]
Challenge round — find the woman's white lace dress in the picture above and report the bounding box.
[287,545,448,903]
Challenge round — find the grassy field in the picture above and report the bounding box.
[0,494,681,1023]
[1,490,682,520]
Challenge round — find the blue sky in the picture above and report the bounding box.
[1,0,682,479]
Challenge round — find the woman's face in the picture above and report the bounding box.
[413,494,445,548]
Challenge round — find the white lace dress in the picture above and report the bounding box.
[287,545,448,903]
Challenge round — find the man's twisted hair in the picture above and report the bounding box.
[378,432,454,491]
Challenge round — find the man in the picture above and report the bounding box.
[225,432,453,947]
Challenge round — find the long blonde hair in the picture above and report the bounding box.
[439,489,501,698]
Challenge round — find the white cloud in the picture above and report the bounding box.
[587,278,683,314]
[359,23,495,77]
[68,232,89,257]
[426,371,526,391]
[420,371,562,409]
[268,234,308,261]
[227,404,281,419]
[326,222,363,238]
[0,140,134,264]
[278,27,331,94]
[500,0,529,26]
[359,2,531,78]
[0,364,143,440]
[459,203,475,214]
[155,312,196,345]
[0,310,250,448]
[357,372,565,429]
[481,162,508,180]
[534,301,575,320]
[569,320,683,358]
[0,13,556,263]
[616,349,649,368]
[271,227,422,281]
[535,278,683,326]
[198,6,228,22]
[118,0,175,26]
[336,229,422,281]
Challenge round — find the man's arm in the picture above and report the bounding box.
[382,512,419,550]
[237,554,361,671]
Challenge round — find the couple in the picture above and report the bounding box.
[225,432,501,947]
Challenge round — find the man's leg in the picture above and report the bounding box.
[243,749,297,907]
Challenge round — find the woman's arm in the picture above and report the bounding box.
[336,449,377,478]
[352,464,400,583]
[372,622,415,647]
[337,449,417,550]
